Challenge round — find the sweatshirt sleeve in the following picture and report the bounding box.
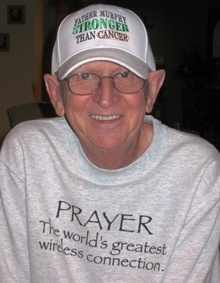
[164,158,220,283]
[0,136,31,283]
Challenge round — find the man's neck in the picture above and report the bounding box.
[80,123,153,170]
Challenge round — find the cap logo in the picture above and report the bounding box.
[72,9,130,44]
[53,4,156,79]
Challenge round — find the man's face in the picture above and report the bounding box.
[59,61,149,152]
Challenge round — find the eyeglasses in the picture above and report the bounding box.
[63,71,145,96]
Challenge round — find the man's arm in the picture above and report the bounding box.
[0,142,30,283]
[164,160,220,282]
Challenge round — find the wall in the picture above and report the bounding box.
[0,0,220,145]
[0,0,37,144]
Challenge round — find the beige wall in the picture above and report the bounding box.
[0,0,41,144]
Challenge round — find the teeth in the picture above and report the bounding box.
[90,115,121,121]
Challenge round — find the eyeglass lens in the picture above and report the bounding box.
[66,71,145,95]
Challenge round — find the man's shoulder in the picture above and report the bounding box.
[2,117,68,149]
[165,125,220,162]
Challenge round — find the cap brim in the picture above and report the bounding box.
[57,48,155,80]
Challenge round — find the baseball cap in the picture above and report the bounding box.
[52,4,156,80]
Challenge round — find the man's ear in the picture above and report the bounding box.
[145,70,165,113]
[44,74,65,116]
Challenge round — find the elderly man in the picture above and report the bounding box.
[0,4,219,283]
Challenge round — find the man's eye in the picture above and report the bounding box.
[79,73,92,80]
[118,71,130,79]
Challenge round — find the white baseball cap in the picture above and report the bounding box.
[52,4,156,80]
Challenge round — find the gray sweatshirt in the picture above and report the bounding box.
[0,116,219,283]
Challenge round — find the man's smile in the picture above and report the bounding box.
[90,114,122,121]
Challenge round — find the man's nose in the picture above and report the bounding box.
[92,77,120,108]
